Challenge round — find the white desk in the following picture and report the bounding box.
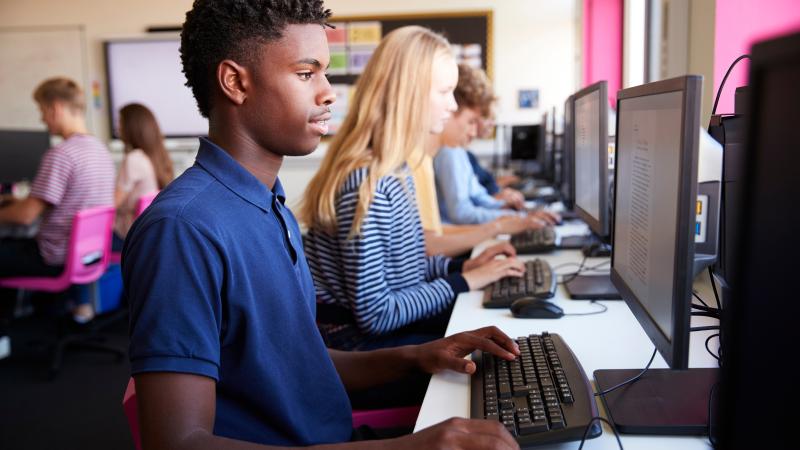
[414,241,719,450]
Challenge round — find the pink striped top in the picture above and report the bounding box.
[29,134,115,266]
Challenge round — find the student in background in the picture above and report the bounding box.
[300,26,525,352]
[112,103,173,251]
[125,1,519,448]
[0,77,115,323]
[467,115,521,193]
[433,64,558,226]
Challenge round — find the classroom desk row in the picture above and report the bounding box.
[414,235,719,450]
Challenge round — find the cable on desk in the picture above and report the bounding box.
[705,333,720,362]
[594,348,658,397]
[557,257,611,285]
[692,290,710,308]
[564,300,608,316]
[578,416,623,450]
[691,302,719,314]
[691,311,721,319]
[707,381,720,447]
[708,266,722,310]
[690,326,720,332]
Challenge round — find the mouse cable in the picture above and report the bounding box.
[594,347,658,397]
[564,300,608,316]
[578,416,623,450]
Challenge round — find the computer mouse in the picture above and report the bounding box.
[510,297,564,319]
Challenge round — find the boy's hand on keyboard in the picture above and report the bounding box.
[494,188,526,210]
[389,417,520,450]
[414,326,519,376]
[528,209,560,226]
[462,242,516,272]
[462,257,525,290]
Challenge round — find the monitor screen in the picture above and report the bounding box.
[0,129,51,184]
[509,124,540,160]
[611,76,701,369]
[105,39,208,138]
[573,81,609,236]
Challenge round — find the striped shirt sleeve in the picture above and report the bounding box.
[335,183,457,335]
[30,148,74,206]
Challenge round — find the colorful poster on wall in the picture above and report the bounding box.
[325,22,347,45]
[347,21,382,46]
[328,84,352,134]
[348,46,375,74]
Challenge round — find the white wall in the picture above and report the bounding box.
[1,0,579,207]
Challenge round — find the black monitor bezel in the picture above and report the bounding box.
[573,80,609,237]
[610,75,702,370]
[561,95,575,208]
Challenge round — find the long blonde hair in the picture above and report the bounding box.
[299,26,452,238]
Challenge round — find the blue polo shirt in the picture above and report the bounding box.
[123,138,353,445]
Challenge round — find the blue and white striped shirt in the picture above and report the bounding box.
[304,166,468,336]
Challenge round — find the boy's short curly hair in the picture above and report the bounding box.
[454,63,496,118]
[180,0,332,118]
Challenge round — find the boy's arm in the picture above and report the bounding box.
[0,196,47,225]
[328,326,519,391]
[135,371,518,450]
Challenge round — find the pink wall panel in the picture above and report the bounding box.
[714,0,800,113]
[583,0,623,107]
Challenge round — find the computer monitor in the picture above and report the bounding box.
[537,107,557,182]
[594,75,718,435]
[560,95,575,209]
[509,124,540,161]
[719,31,800,449]
[0,129,51,185]
[573,81,610,238]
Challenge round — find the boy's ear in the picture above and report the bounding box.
[216,59,249,107]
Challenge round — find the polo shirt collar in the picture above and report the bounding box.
[194,137,286,212]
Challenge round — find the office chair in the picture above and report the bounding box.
[122,378,421,450]
[110,191,159,264]
[0,205,125,377]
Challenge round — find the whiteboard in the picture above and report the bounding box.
[105,38,208,138]
[0,26,87,130]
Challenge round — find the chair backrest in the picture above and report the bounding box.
[64,205,115,285]
[135,191,158,217]
[122,377,419,448]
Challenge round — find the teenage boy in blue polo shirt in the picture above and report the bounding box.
[124,1,521,449]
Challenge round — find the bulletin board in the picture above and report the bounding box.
[324,11,493,133]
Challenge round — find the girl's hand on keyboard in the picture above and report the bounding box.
[462,242,517,272]
[462,257,525,291]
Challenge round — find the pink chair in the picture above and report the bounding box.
[0,205,124,376]
[110,191,159,264]
[122,378,420,449]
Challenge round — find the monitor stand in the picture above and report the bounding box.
[564,274,621,300]
[594,368,719,435]
[559,234,593,249]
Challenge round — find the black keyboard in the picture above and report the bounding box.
[470,332,601,447]
[510,227,556,254]
[483,259,557,308]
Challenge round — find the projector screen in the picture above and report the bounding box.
[105,38,207,138]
